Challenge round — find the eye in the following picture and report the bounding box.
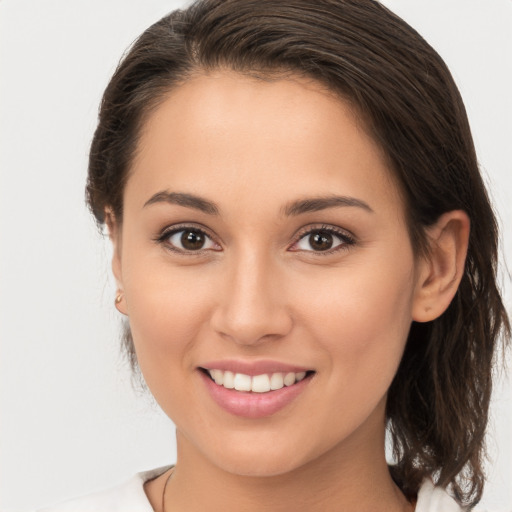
[291,226,355,253]
[157,226,220,253]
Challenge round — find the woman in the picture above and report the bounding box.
[37,0,509,510]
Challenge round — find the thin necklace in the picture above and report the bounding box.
[161,468,174,512]
[160,469,415,512]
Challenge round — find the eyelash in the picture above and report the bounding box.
[154,224,219,256]
[154,223,356,256]
[291,225,356,255]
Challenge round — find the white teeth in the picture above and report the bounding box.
[223,371,235,389]
[283,372,296,386]
[210,369,224,385]
[295,371,306,382]
[251,374,271,393]
[270,372,284,390]
[234,373,252,391]
[207,369,309,393]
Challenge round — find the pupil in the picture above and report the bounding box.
[181,230,205,250]
[310,231,333,251]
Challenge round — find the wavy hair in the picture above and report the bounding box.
[87,0,510,506]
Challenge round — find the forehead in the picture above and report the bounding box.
[127,71,403,220]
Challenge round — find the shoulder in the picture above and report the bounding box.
[35,466,172,512]
[415,479,464,512]
[415,479,493,512]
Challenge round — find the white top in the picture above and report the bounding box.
[37,466,465,512]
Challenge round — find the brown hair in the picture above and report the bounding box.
[87,0,510,506]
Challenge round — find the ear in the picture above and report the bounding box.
[412,210,470,323]
[105,209,128,315]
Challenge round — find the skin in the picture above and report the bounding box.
[109,71,469,512]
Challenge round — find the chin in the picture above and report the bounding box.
[216,456,304,478]
[201,436,318,478]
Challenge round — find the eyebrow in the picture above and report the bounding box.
[143,190,373,216]
[282,195,374,216]
[143,191,220,215]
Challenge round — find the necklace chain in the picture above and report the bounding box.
[160,467,414,512]
[161,468,174,512]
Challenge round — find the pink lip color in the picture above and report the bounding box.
[199,370,312,419]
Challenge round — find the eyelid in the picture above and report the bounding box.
[154,223,222,253]
[154,222,356,256]
[289,224,356,254]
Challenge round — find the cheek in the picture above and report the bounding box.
[121,249,216,375]
[300,254,416,388]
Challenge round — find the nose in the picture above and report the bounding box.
[210,251,293,346]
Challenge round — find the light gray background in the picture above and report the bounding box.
[0,1,511,510]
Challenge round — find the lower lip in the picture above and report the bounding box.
[199,371,312,419]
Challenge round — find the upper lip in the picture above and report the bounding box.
[199,359,312,376]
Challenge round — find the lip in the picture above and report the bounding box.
[199,359,311,377]
[199,366,314,419]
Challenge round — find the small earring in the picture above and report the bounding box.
[115,292,124,311]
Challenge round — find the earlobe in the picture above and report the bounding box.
[114,291,127,315]
[412,210,470,323]
[105,209,128,316]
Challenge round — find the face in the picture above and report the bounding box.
[113,71,426,477]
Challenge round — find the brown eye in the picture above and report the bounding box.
[181,230,206,250]
[164,228,219,252]
[308,231,334,251]
[292,227,354,253]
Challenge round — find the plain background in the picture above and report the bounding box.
[0,1,511,510]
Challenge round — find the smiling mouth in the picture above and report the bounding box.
[200,368,315,393]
